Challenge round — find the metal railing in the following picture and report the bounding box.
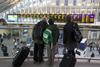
[0,56,100,63]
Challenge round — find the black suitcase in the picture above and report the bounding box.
[12,46,30,67]
[59,53,76,67]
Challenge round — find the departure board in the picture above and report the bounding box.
[18,14,95,23]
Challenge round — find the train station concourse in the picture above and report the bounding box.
[0,0,100,67]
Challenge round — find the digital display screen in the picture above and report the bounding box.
[7,14,18,22]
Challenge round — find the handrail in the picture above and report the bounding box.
[0,26,100,30]
[0,56,100,61]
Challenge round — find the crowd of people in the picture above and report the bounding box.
[32,15,82,67]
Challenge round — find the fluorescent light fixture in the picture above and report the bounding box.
[29,4,33,7]
[87,3,91,6]
[95,3,99,6]
[61,3,64,6]
[81,9,85,11]
[51,3,55,6]
[68,4,73,6]
[77,3,82,6]
[13,6,16,10]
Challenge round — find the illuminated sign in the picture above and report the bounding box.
[7,14,18,22]
[18,14,95,23]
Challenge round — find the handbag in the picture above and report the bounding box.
[73,24,83,43]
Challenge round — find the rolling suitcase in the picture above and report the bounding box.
[12,46,30,67]
[59,53,76,67]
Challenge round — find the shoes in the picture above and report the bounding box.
[37,60,44,64]
[33,61,38,64]
[46,61,54,66]
[33,60,44,64]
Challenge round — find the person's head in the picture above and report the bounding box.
[48,18,54,25]
[38,19,48,27]
[41,19,47,24]
[65,14,72,22]
[1,44,4,47]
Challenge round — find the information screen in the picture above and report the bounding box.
[7,14,18,22]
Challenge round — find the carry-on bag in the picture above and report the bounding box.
[12,46,30,67]
[59,53,76,67]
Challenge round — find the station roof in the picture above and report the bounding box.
[0,0,100,14]
[0,0,20,13]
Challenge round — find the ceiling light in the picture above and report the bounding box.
[87,3,91,6]
[51,3,55,6]
[61,3,64,6]
[68,4,73,6]
[77,3,82,6]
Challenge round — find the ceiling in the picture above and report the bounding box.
[0,0,100,15]
[0,0,20,13]
[0,0,5,3]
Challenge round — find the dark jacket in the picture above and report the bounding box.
[32,20,48,43]
[63,22,80,49]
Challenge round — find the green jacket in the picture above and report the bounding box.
[47,24,59,45]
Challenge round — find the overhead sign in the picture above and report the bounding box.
[18,14,95,23]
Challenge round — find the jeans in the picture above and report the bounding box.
[33,43,44,62]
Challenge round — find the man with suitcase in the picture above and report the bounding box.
[60,15,82,67]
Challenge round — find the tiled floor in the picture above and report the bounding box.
[0,59,100,67]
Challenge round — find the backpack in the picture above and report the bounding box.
[43,24,59,47]
[43,28,53,45]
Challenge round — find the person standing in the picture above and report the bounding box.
[32,19,48,63]
[1,44,8,56]
[44,18,59,66]
[63,15,82,57]
[0,34,3,45]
